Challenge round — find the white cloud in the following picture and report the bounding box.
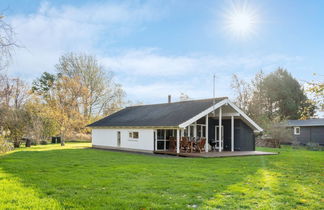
[5,1,304,104]
[7,1,162,79]
[99,49,302,103]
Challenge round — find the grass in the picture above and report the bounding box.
[0,143,323,209]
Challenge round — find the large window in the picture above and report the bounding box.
[156,129,176,150]
[197,125,206,138]
[189,125,194,137]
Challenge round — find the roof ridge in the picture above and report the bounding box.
[127,97,228,108]
[288,118,324,121]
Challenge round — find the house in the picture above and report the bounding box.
[88,97,263,154]
[283,119,324,145]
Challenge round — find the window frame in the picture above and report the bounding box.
[128,131,139,140]
[294,127,300,135]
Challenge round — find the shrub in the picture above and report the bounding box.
[263,121,294,147]
[40,140,48,145]
[306,142,323,151]
[0,136,14,153]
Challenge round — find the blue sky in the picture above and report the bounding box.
[2,0,324,104]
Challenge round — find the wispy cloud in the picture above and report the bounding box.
[99,49,302,103]
[6,1,304,104]
[7,1,163,78]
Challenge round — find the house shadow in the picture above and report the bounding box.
[0,147,298,209]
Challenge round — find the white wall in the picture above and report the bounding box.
[92,128,154,151]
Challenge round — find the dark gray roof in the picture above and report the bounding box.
[286,119,324,127]
[88,97,227,127]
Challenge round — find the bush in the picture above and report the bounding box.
[263,122,294,147]
[40,140,48,145]
[306,142,323,151]
[0,136,14,153]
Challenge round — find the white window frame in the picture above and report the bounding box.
[294,127,300,135]
[156,129,177,151]
[128,131,139,141]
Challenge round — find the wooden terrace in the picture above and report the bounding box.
[153,150,278,158]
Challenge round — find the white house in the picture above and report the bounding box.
[88,97,263,154]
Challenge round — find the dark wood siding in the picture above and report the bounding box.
[208,118,255,151]
[292,126,324,145]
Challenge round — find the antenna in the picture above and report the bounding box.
[213,74,216,116]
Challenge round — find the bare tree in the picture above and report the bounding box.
[55,53,125,118]
[0,75,29,108]
[231,74,251,113]
[0,15,17,70]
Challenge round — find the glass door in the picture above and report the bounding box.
[215,126,224,150]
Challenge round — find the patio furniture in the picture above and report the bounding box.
[169,137,176,152]
[195,138,206,153]
[210,139,216,150]
[189,140,196,153]
[180,137,191,152]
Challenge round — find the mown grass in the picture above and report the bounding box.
[0,143,323,209]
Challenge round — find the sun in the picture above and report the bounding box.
[223,1,259,38]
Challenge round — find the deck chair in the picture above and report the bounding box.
[195,138,206,153]
[169,137,176,152]
[180,137,190,152]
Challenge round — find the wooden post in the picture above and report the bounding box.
[219,107,222,152]
[154,130,157,151]
[205,114,209,152]
[188,126,191,138]
[194,122,197,140]
[231,116,234,152]
[176,129,180,154]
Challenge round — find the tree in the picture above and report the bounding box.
[0,15,17,70]
[31,72,56,101]
[231,74,251,113]
[0,107,30,148]
[0,75,29,108]
[231,68,315,127]
[262,68,309,120]
[25,99,60,144]
[55,53,125,118]
[298,99,317,120]
[307,74,324,112]
[31,53,126,145]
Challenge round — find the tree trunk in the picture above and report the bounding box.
[61,136,65,146]
[13,140,20,148]
[25,139,31,147]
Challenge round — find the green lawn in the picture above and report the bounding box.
[0,143,323,209]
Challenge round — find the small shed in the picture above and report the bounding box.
[284,119,324,145]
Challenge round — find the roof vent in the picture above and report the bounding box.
[168,95,171,103]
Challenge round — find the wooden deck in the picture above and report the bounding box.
[153,150,278,157]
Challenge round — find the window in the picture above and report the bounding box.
[129,131,139,140]
[156,129,176,150]
[294,127,300,135]
[189,125,194,137]
[133,132,139,139]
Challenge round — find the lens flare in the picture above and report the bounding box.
[223,1,259,38]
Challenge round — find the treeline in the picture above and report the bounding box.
[231,68,323,143]
[0,53,125,148]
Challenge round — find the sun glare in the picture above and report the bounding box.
[223,1,259,38]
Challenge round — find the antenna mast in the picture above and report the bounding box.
[213,74,216,116]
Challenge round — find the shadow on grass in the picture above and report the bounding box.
[0,146,322,209]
